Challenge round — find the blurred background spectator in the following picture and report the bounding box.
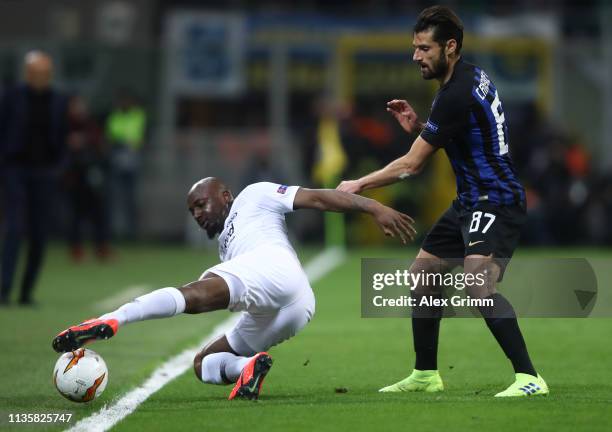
[64,94,111,262]
[106,88,147,240]
[0,51,67,306]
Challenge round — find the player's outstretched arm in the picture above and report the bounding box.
[293,188,416,243]
[337,136,437,194]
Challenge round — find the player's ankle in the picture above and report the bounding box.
[412,368,439,375]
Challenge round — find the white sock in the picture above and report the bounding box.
[99,287,186,326]
[200,352,252,384]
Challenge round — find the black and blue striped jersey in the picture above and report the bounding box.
[420,59,525,209]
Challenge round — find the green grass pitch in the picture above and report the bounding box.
[0,245,611,431]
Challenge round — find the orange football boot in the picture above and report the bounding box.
[52,318,119,353]
[228,352,273,401]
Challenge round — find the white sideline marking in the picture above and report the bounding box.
[303,247,346,283]
[66,315,241,432]
[66,248,347,432]
[96,285,151,312]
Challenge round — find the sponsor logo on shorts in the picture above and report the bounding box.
[468,240,485,247]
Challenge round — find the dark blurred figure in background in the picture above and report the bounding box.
[507,101,598,245]
[240,131,286,188]
[64,95,111,262]
[105,89,146,240]
[0,51,67,306]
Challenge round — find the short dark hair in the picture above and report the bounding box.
[414,6,464,53]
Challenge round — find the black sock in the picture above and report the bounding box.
[412,293,443,370]
[412,317,441,370]
[479,293,537,376]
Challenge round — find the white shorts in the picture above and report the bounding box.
[201,245,315,356]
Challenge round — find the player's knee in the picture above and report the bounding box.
[464,259,499,299]
[193,348,216,381]
[193,345,220,382]
[410,257,438,274]
[409,260,444,296]
[193,352,205,381]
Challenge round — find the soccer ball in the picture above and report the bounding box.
[53,348,108,403]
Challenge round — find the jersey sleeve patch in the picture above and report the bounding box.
[424,120,439,134]
[244,182,298,214]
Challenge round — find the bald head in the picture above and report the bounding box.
[187,177,233,239]
[24,51,53,91]
[188,177,228,197]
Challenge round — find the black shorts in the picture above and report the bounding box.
[421,200,526,276]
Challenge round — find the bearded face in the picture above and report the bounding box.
[412,29,451,81]
[187,186,232,239]
[419,49,448,80]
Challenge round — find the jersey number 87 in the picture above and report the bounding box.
[469,211,496,234]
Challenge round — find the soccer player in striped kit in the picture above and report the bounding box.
[338,5,548,397]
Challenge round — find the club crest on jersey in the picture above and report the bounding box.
[424,120,439,133]
[277,185,288,194]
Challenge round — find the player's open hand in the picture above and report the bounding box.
[387,99,420,134]
[336,180,363,194]
[372,204,417,244]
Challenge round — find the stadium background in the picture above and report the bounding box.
[0,1,611,431]
[0,0,609,246]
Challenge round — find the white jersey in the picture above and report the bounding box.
[202,182,314,354]
[217,182,299,262]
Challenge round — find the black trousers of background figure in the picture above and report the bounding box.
[67,184,109,249]
[1,166,53,304]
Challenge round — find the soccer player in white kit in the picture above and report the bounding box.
[53,177,416,400]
